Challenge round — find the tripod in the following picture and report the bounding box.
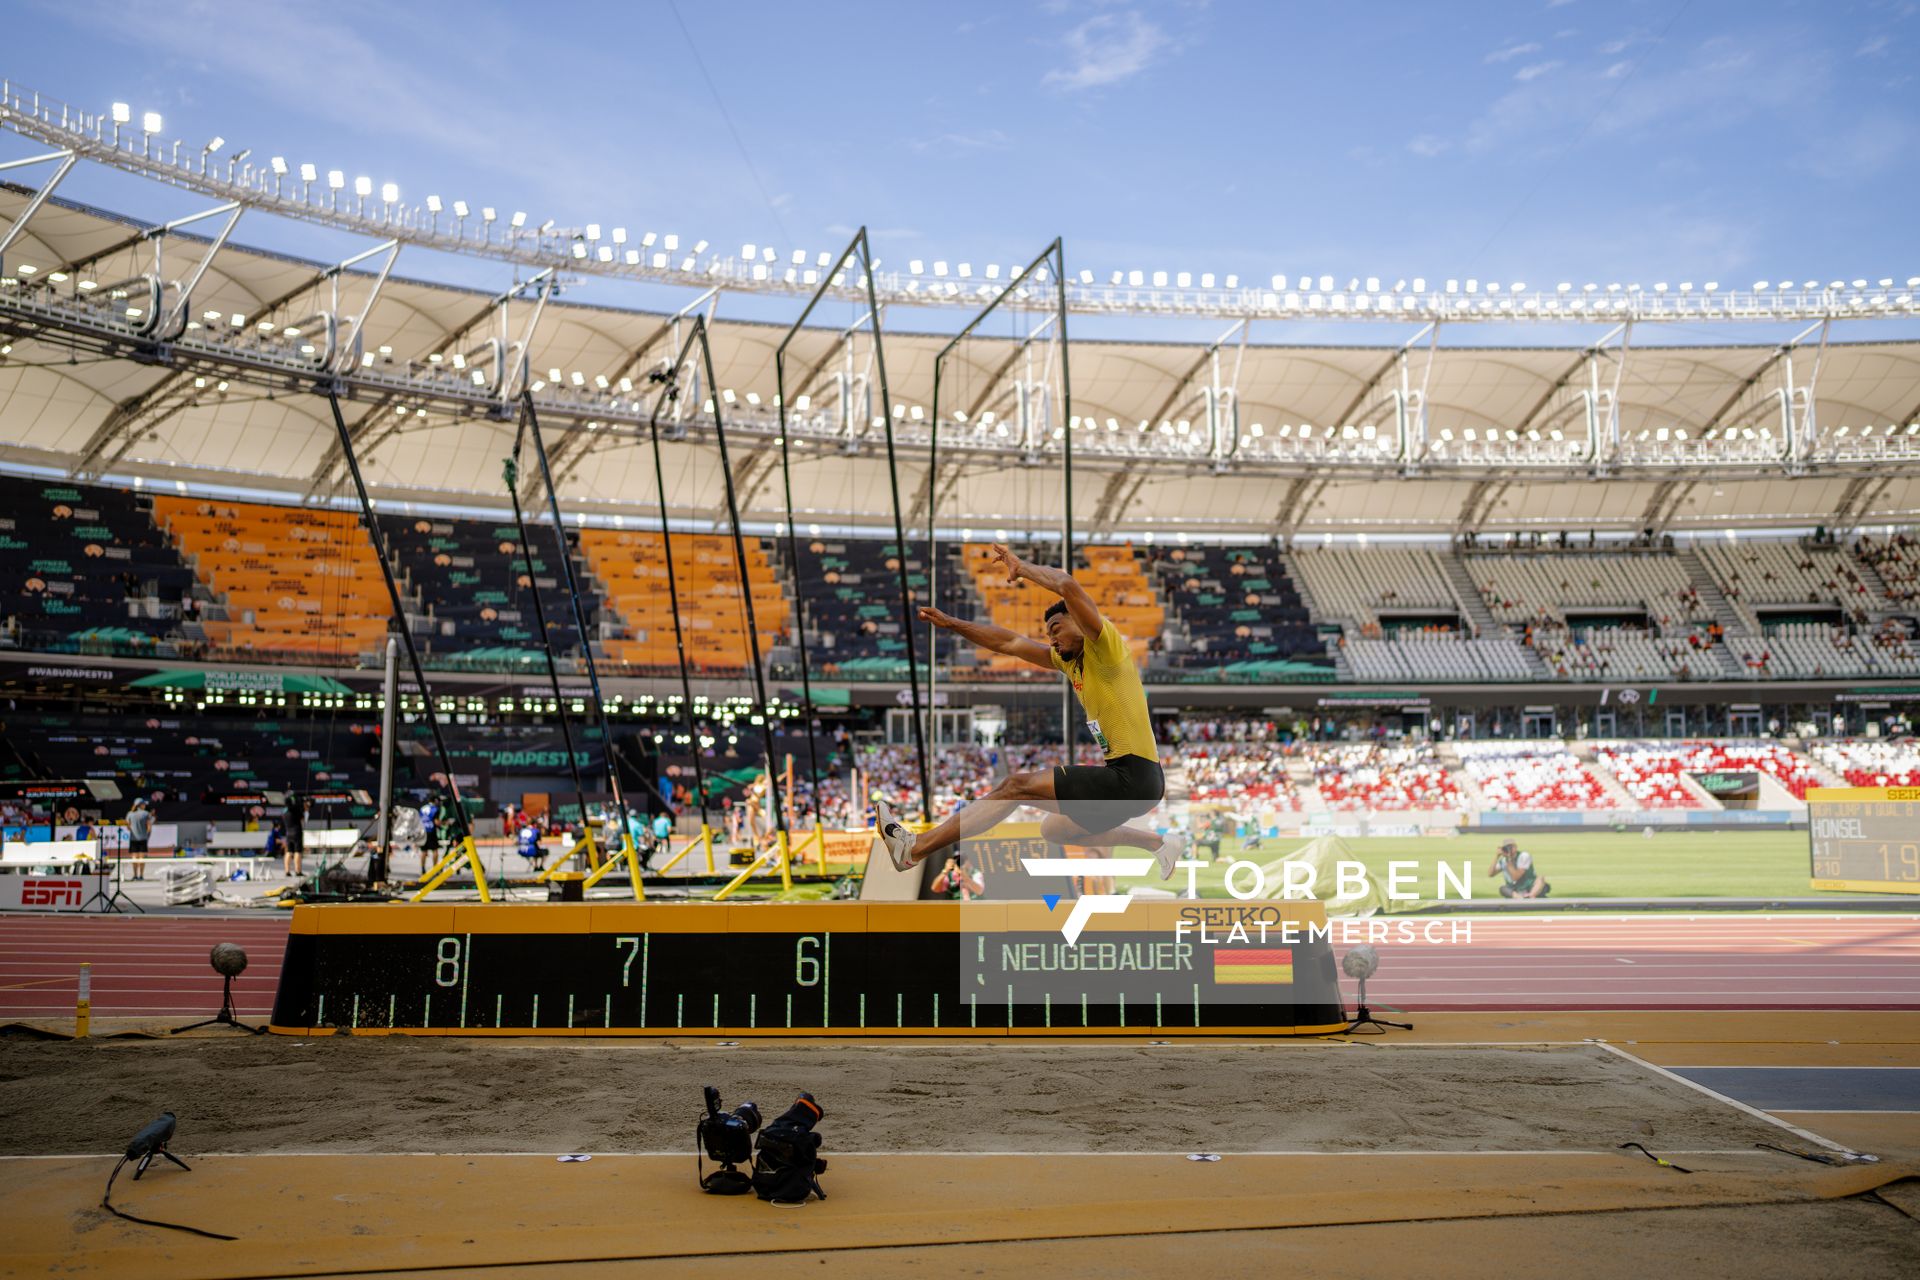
[81,836,143,915]
[1345,974,1412,1035]
[170,972,264,1035]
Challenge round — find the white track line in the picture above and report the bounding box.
[1594,1042,1854,1153]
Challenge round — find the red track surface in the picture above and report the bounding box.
[0,912,1916,1022]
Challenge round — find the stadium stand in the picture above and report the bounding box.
[153,495,393,660]
[1469,551,1711,629]
[790,537,923,677]
[1456,742,1611,810]
[378,515,591,662]
[1184,741,1302,810]
[1308,743,1460,811]
[582,529,789,673]
[1811,738,1920,787]
[1148,544,1327,677]
[1531,625,1715,682]
[1726,623,1920,679]
[1593,740,1820,805]
[1340,630,1536,681]
[0,475,198,655]
[1851,532,1920,608]
[5,709,378,821]
[1697,539,1885,617]
[1288,545,1457,629]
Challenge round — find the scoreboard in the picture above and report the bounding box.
[1807,786,1920,894]
[269,900,1348,1037]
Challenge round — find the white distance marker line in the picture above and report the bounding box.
[1593,1042,1855,1153]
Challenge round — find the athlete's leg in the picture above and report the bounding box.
[905,768,1058,864]
[1038,812,1162,852]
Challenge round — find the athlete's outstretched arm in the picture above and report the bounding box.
[919,606,1054,670]
[989,543,1103,639]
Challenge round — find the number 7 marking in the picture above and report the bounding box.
[615,936,641,987]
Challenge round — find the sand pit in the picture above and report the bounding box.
[0,1037,1796,1156]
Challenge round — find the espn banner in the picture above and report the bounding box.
[0,875,90,911]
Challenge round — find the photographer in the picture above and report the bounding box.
[929,851,984,900]
[1488,839,1551,899]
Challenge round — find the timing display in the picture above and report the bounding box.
[1807,786,1920,894]
[269,901,1347,1036]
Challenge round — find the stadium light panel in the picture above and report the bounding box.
[571,242,587,259]
[111,102,131,124]
[141,111,162,133]
[510,211,527,228]
[1225,275,1238,288]
[1079,269,1093,284]
[482,207,496,222]
[205,136,225,153]
[1318,275,1333,291]
[1130,270,1144,286]
[453,201,469,217]
[353,176,372,196]
[380,182,398,202]
[1201,273,1214,288]
[693,240,708,253]
[1154,271,1168,287]
[327,169,345,190]
[425,194,441,212]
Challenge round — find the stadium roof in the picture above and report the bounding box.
[2,122,1919,537]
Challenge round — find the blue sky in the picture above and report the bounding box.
[7,0,1918,342]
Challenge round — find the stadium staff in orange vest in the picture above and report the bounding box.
[875,543,1181,880]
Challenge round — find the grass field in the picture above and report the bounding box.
[1101,829,1877,908]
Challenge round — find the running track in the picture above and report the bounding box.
[0,913,1916,1020]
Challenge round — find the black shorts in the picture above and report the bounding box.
[1051,754,1164,834]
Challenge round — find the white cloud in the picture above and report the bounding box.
[1514,60,1563,82]
[1857,34,1890,57]
[1603,60,1633,78]
[911,129,1013,153]
[1043,11,1170,92]
[1598,37,1632,55]
[1485,40,1543,63]
[1407,134,1450,157]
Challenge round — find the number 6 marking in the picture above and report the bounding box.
[795,935,820,987]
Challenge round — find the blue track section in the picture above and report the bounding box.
[1673,1067,1920,1112]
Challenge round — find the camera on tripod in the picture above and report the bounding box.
[696,1086,760,1194]
[696,1086,827,1204]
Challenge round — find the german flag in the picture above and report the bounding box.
[1213,947,1293,985]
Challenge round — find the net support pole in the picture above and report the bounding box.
[522,390,644,896]
[321,388,488,903]
[774,226,931,825]
[502,427,594,860]
[644,357,715,858]
[689,316,791,885]
[929,238,1070,772]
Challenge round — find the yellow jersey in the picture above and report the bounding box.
[1050,617,1158,762]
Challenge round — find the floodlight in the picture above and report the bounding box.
[625,249,640,264]
[482,207,496,222]
[1225,275,1238,288]
[665,235,679,250]
[1078,269,1092,284]
[572,242,587,259]
[1153,270,1167,287]
[141,111,162,133]
[933,261,948,277]
[270,156,288,175]
[586,223,601,240]
[327,169,345,190]
[1852,279,1867,289]
[380,182,398,202]
[205,136,225,153]
[745,243,759,260]
[1129,270,1144,286]
[693,240,708,253]
[540,219,555,233]
[1201,273,1214,288]
[510,211,527,228]
[453,200,469,217]
[425,194,442,212]
[111,102,131,124]
[300,162,317,182]
[352,175,371,197]
[1317,275,1333,291]
[1704,281,1718,291]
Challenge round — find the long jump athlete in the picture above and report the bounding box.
[875,543,1182,880]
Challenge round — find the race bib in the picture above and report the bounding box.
[1086,718,1110,752]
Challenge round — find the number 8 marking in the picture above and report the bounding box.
[435,936,461,987]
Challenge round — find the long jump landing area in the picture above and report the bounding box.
[2,1013,1917,1279]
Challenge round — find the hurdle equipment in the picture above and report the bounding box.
[410,833,493,904]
